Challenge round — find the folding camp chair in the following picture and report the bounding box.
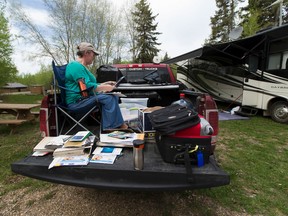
[52,60,100,135]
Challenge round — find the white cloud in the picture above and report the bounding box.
[22,6,51,28]
[10,4,52,75]
[11,0,218,74]
[11,53,41,75]
[149,0,216,58]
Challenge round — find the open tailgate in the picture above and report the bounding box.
[11,143,229,191]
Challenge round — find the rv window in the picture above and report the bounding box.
[248,55,258,72]
[268,53,281,70]
[282,51,288,69]
[268,37,288,70]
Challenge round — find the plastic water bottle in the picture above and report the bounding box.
[197,151,204,167]
[172,93,189,107]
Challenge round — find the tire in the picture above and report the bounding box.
[270,101,288,123]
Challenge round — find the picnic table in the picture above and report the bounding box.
[0,103,40,134]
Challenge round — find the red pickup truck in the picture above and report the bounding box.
[11,62,229,191]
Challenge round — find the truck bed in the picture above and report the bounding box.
[11,142,229,191]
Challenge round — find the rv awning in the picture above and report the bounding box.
[164,34,266,66]
[198,34,266,65]
[164,24,288,66]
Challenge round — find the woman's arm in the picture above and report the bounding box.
[95,83,114,92]
[102,81,116,86]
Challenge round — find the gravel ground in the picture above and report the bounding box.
[0,184,248,216]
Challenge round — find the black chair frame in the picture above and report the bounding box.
[52,60,100,136]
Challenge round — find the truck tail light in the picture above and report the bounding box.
[207,110,219,135]
[39,108,49,137]
[39,96,49,137]
[197,93,219,153]
[39,95,57,137]
[206,110,218,152]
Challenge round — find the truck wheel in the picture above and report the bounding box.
[270,101,288,123]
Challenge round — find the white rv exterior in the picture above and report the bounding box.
[165,24,288,123]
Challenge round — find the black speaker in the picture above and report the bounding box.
[96,65,125,83]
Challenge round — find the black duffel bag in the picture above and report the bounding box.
[148,104,200,135]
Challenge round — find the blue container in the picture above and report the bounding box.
[197,151,204,167]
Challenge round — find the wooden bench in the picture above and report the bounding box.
[0,119,28,134]
[30,111,40,118]
[0,119,27,125]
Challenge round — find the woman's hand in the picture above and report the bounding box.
[102,81,116,86]
[103,85,114,92]
[96,84,114,93]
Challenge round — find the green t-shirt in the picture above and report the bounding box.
[65,61,98,105]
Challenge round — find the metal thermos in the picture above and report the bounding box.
[133,139,145,170]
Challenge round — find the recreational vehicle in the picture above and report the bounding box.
[165,24,288,123]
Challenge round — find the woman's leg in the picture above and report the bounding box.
[96,94,126,130]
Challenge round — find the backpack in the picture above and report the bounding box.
[148,104,200,135]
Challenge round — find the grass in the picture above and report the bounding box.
[0,94,43,104]
[199,116,288,215]
[0,94,53,196]
[0,94,287,215]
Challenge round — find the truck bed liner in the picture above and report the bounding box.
[11,143,229,191]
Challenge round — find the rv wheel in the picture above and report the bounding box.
[270,101,288,123]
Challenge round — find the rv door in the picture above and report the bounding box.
[242,79,263,108]
[242,55,262,107]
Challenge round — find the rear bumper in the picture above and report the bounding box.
[11,144,229,191]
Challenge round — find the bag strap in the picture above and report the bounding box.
[173,145,194,183]
[184,145,194,183]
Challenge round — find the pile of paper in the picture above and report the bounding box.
[32,130,145,169]
[32,135,71,156]
[98,131,137,147]
[90,147,123,164]
[48,155,90,169]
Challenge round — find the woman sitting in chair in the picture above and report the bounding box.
[65,42,128,130]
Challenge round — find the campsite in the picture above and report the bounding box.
[0,94,287,216]
[1,0,287,215]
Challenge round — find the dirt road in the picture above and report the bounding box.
[1,184,245,216]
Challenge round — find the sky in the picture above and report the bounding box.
[9,0,219,75]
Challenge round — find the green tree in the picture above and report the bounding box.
[241,8,261,37]
[124,0,138,61]
[15,64,52,90]
[162,52,169,62]
[9,0,126,71]
[132,0,161,63]
[240,0,288,32]
[0,5,18,87]
[208,0,243,43]
[208,0,288,44]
